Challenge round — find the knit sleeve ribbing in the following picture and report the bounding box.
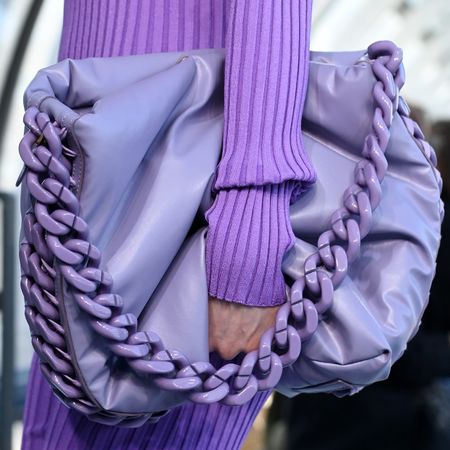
[213,0,316,191]
[204,0,315,306]
[205,181,299,307]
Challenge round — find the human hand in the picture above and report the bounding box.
[208,295,282,361]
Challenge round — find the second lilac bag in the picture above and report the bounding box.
[17,40,443,426]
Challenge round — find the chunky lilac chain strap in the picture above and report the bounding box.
[17,41,438,426]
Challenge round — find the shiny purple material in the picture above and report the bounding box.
[17,41,444,426]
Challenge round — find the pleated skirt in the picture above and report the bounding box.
[21,352,272,450]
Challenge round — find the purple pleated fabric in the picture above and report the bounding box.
[21,1,314,448]
[22,352,272,450]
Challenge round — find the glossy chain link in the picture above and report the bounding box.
[17,41,439,425]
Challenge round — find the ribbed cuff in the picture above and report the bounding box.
[204,180,298,307]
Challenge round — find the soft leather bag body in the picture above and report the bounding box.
[17,40,444,426]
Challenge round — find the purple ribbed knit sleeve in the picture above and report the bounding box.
[57,0,316,308]
[205,1,315,306]
[214,1,315,189]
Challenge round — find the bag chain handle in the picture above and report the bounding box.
[17,40,438,426]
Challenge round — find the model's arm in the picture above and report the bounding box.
[205,0,316,307]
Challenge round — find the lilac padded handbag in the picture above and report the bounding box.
[17,40,444,426]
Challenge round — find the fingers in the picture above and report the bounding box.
[209,332,246,361]
[207,295,282,361]
[209,334,257,361]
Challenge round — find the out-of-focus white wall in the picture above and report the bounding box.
[0,0,31,88]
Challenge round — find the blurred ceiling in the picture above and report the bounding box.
[311,0,450,119]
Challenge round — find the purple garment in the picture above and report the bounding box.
[206,0,315,306]
[21,1,314,449]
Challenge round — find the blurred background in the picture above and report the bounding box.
[0,1,449,449]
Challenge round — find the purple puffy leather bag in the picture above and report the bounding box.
[17,40,444,426]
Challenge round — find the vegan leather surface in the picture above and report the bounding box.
[18,41,444,425]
